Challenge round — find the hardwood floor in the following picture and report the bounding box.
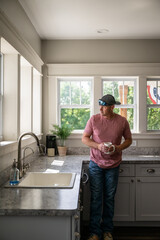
[81,226,160,240]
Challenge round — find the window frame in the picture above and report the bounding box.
[147,78,160,132]
[57,76,93,130]
[102,77,137,132]
[0,53,3,141]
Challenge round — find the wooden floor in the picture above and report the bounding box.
[81,226,160,240]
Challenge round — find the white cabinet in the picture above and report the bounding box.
[114,163,160,223]
[114,176,135,221]
[0,214,80,240]
[136,164,160,221]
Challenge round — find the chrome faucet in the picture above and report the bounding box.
[17,132,44,178]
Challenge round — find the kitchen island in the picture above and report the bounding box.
[0,154,160,239]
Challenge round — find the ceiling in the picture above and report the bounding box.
[18,0,160,40]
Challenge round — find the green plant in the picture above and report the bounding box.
[50,124,73,146]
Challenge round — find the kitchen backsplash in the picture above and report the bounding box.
[67,146,160,155]
[1,145,160,186]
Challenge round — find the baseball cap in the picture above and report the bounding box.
[99,94,121,106]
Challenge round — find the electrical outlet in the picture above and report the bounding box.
[131,140,136,146]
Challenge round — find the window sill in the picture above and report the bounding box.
[69,132,160,140]
[0,134,42,157]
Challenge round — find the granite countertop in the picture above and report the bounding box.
[0,154,160,217]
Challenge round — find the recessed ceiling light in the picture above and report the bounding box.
[97,29,109,34]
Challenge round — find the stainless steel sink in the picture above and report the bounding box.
[6,172,76,188]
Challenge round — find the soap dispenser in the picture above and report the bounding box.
[10,159,19,185]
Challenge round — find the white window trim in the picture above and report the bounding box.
[0,53,3,141]
[57,77,93,129]
[146,78,160,132]
[47,63,160,138]
[102,77,137,132]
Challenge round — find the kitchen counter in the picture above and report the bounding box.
[0,154,160,217]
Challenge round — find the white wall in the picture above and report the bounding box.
[42,39,160,64]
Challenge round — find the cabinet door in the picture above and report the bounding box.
[114,177,135,221]
[136,177,160,221]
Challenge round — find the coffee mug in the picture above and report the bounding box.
[104,142,115,154]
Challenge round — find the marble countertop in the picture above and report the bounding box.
[0,154,160,217]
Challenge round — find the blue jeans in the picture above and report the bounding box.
[89,160,119,238]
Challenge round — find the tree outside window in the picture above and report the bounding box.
[147,79,160,131]
[58,77,93,130]
[102,77,137,132]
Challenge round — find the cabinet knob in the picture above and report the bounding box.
[75,232,80,237]
[147,169,155,174]
[78,206,83,212]
[119,169,124,173]
[131,179,134,183]
[74,214,79,220]
[137,179,141,182]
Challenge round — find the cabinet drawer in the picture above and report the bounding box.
[136,164,160,176]
[119,164,135,176]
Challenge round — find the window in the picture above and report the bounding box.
[102,77,137,132]
[58,77,93,130]
[0,53,3,141]
[33,68,42,134]
[20,56,32,134]
[147,78,160,131]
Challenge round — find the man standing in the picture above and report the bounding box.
[82,94,132,240]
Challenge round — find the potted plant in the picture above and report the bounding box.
[50,124,73,156]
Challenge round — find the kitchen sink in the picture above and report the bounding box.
[6,172,76,188]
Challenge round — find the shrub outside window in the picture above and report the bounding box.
[58,77,93,130]
[102,77,137,132]
[147,78,160,131]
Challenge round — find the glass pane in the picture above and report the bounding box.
[71,82,80,104]
[60,81,70,105]
[20,66,32,133]
[103,81,113,95]
[147,80,160,104]
[114,107,134,130]
[118,81,134,104]
[103,80,134,104]
[147,108,160,130]
[114,81,122,103]
[33,74,41,134]
[61,108,90,130]
[81,81,91,104]
[125,81,134,104]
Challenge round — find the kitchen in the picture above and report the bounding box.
[0,0,160,239]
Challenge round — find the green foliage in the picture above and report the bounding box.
[61,108,90,130]
[59,80,91,130]
[147,108,160,130]
[50,124,73,146]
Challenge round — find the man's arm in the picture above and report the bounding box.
[82,132,102,151]
[115,138,132,153]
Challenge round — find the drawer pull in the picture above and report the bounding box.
[119,169,124,173]
[82,172,89,184]
[75,232,80,238]
[74,215,79,220]
[147,169,155,173]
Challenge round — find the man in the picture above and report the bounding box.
[82,94,132,240]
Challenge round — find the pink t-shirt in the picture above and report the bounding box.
[84,113,132,169]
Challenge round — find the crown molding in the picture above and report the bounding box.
[46,63,160,76]
[0,9,43,73]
